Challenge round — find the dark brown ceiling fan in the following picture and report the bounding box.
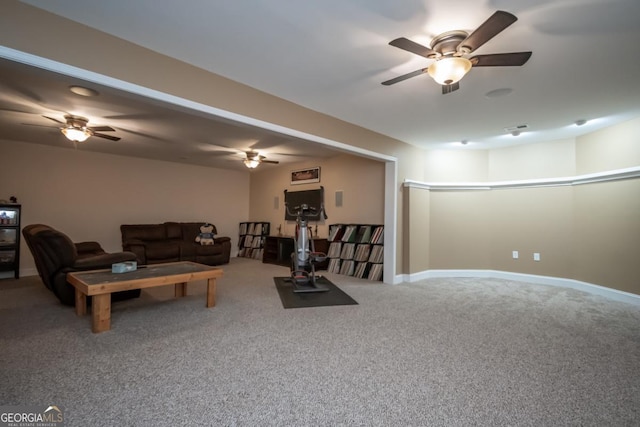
[243,150,279,169]
[24,114,120,142]
[382,10,532,94]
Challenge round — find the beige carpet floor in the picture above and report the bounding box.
[1,257,639,426]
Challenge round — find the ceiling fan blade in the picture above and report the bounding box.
[249,139,284,151]
[89,125,116,132]
[209,151,238,158]
[120,128,169,142]
[442,82,460,95]
[389,37,437,59]
[0,106,38,114]
[92,132,121,141]
[43,115,65,125]
[261,160,279,164]
[458,10,518,54]
[382,68,428,86]
[470,52,532,67]
[21,123,57,129]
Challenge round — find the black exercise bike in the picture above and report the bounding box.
[285,203,329,293]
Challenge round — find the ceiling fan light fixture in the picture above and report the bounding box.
[243,158,260,169]
[61,126,91,142]
[69,85,99,97]
[427,57,472,85]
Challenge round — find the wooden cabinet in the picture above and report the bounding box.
[263,235,328,269]
[0,204,21,279]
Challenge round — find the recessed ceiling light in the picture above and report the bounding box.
[485,88,513,99]
[69,85,99,97]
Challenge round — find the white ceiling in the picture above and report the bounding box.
[4,0,640,166]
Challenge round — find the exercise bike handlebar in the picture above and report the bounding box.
[284,203,322,219]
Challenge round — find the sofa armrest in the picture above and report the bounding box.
[214,236,231,244]
[75,241,105,256]
[73,251,138,271]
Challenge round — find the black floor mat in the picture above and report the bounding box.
[273,276,358,309]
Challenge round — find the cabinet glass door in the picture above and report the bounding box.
[0,228,17,246]
[0,207,19,225]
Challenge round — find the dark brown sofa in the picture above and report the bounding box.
[120,222,231,266]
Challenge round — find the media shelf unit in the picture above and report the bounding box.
[0,204,21,279]
[238,222,270,260]
[326,223,384,281]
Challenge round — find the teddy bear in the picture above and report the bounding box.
[195,223,216,245]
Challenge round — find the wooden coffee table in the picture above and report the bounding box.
[67,261,223,333]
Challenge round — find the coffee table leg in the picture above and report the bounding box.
[206,278,216,307]
[75,289,87,316]
[92,294,111,333]
[175,282,187,297]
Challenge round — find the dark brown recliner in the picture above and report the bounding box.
[22,224,141,306]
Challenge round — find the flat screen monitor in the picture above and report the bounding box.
[284,187,327,221]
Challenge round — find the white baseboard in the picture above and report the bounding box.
[396,269,640,306]
[19,267,39,277]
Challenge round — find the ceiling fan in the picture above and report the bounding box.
[24,114,120,142]
[243,150,279,169]
[382,10,532,94]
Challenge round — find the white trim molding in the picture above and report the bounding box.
[400,269,640,306]
[404,166,640,191]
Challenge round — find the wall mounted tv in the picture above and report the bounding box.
[284,187,327,221]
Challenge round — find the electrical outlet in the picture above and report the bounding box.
[512,251,519,259]
[534,253,541,261]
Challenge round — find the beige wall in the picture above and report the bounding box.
[576,117,640,174]
[0,140,249,275]
[489,138,576,180]
[248,154,385,238]
[428,191,492,269]
[1,1,639,294]
[402,187,430,273]
[573,179,640,293]
[411,117,640,294]
[487,187,574,278]
[423,150,489,182]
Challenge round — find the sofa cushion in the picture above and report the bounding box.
[121,224,167,241]
[165,222,183,240]
[179,241,197,260]
[195,244,224,256]
[145,242,180,261]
